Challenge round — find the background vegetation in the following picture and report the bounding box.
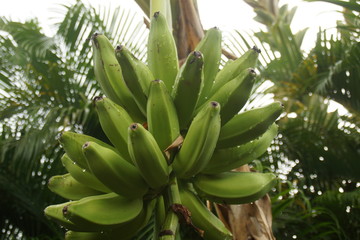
[0,0,359,239]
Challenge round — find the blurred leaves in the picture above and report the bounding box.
[225,0,360,239]
[0,1,147,238]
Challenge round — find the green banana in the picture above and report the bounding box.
[179,187,232,240]
[65,231,105,240]
[217,101,283,148]
[59,131,116,171]
[94,96,133,162]
[210,46,260,95]
[193,172,277,204]
[203,124,278,174]
[63,192,143,227]
[128,123,170,190]
[91,33,144,122]
[115,45,152,115]
[61,154,111,193]
[147,11,179,92]
[198,68,256,125]
[48,173,102,200]
[147,80,180,151]
[173,101,221,179]
[195,27,222,105]
[64,199,156,240]
[44,202,103,232]
[172,51,204,129]
[82,141,149,198]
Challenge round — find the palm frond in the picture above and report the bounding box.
[0,1,148,238]
[305,0,360,13]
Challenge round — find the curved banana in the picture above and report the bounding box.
[115,45,152,115]
[91,33,144,122]
[82,141,149,198]
[65,231,105,240]
[44,202,103,232]
[193,172,277,204]
[147,11,179,92]
[210,46,260,94]
[94,96,133,162]
[63,192,143,227]
[48,173,102,200]
[59,131,116,171]
[198,68,256,125]
[172,51,204,130]
[172,101,221,179]
[203,124,278,174]
[217,102,283,148]
[195,27,222,105]
[64,199,156,240]
[179,187,232,240]
[61,154,111,193]
[128,123,170,190]
[147,79,180,151]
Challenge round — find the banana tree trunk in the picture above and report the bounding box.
[134,1,275,239]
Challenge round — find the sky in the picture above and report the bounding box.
[0,0,343,52]
[0,0,345,114]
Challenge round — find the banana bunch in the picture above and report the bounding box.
[45,11,283,240]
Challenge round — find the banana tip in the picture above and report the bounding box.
[82,141,90,149]
[154,11,160,18]
[93,96,103,103]
[62,205,69,216]
[210,101,219,107]
[252,46,261,53]
[130,123,138,130]
[193,51,202,58]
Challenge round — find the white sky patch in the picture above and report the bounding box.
[1,0,343,52]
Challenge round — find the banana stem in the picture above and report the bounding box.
[158,176,181,240]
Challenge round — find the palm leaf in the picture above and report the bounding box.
[0,1,148,238]
[305,0,360,12]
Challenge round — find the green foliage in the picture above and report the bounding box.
[0,1,148,239]
[226,0,360,239]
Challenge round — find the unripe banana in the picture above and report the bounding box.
[173,101,221,179]
[65,199,156,240]
[59,131,116,171]
[61,154,111,193]
[128,123,170,190]
[94,96,133,162]
[65,231,104,240]
[147,80,180,151]
[147,11,179,92]
[179,187,232,240]
[198,68,256,125]
[210,46,260,94]
[203,124,278,174]
[172,51,204,129]
[195,27,222,105]
[48,173,102,200]
[217,101,283,148]
[115,45,152,115]
[82,141,149,198]
[44,202,103,232]
[91,33,145,122]
[63,192,143,227]
[193,172,277,204]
